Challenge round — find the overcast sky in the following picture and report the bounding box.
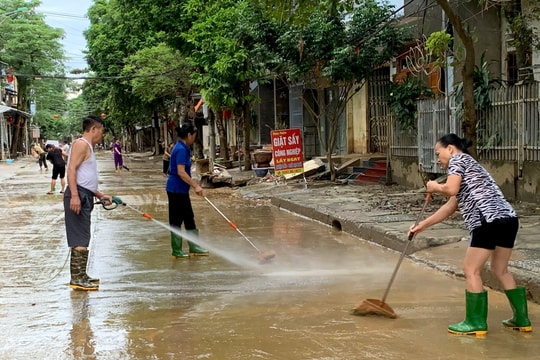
[37,0,93,73]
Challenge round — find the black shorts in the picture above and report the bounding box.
[52,165,65,180]
[470,217,519,250]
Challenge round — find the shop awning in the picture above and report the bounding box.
[0,104,31,117]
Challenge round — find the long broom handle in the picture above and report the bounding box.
[381,193,431,303]
[204,196,262,252]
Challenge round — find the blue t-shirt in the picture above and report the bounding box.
[166,141,191,194]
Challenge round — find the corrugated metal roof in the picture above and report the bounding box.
[0,104,31,117]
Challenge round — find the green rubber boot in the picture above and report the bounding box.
[448,290,488,336]
[502,287,532,332]
[69,249,99,291]
[171,233,189,259]
[187,229,209,256]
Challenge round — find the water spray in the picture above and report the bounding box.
[203,196,276,264]
[94,198,271,267]
[122,203,262,268]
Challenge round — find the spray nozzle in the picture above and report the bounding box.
[112,196,125,205]
[94,196,126,210]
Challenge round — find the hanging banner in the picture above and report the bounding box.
[271,128,303,176]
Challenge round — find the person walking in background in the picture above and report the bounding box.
[64,115,113,291]
[409,133,532,336]
[166,122,208,258]
[62,140,70,162]
[162,142,174,177]
[32,142,48,172]
[45,144,67,194]
[113,138,124,172]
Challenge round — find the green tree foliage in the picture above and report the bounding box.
[434,0,477,158]
[501,1,540,72]
[82,0,403,170]
[121,42,195,152]
[85,0,196,150]
[387,78,433,132]
[84,0,144,141]
[424,29,452,67]
[64,94,88,136]
[256,0,359,26]
[0,0,66,147]
[31,77,69,140]
[115,0,191,52]
[272,0,404,179]
[122,43,192,104]
[453,53,503,155]
[183,0,271,166]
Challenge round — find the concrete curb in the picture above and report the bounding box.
[240,183,540,304]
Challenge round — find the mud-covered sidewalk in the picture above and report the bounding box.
[231,169,540,303]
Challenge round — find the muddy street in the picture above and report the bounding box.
[0,153,538,359]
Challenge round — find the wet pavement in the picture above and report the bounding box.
[1,153,539,359]
[239,171,540,304]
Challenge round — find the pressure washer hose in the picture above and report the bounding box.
[2,196,126,288]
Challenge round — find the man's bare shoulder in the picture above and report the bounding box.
[69,140,90,160]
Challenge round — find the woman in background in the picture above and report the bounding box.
[113,138,123,172]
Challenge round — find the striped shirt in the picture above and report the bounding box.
[448,153,516,231]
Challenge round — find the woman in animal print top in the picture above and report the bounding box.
[409,133,531,336]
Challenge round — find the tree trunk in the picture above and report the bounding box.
[242,95,252,171]
[461,43,477,158]
[208,109,216,163]
[436,0,477,158]
[153,110,160,156]
[316,88,337,180]
[194,115,205,159]
[11,116,25,155]
[215,111,229,160]
[328,117,337,181]
[128,125,137,153]
[12,80,29,155]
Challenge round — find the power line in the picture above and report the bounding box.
[13,70,177,80]
[37,11,87,20]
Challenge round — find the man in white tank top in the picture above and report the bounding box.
[64,115,113,291]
